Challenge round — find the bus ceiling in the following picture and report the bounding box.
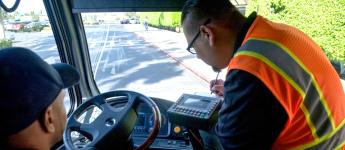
[71,0,187,13]
[71,0,248,13]
[0,0,247,13]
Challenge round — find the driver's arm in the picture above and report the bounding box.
[216,70,288,149]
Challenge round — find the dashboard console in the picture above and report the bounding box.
[132,98,192,149]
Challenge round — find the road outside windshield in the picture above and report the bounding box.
[3,1,224,106]
[82,13,224,101]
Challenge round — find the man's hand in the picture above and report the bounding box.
[210,79,224,97]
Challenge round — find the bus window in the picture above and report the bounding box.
[1,0,72,113]
[81,12,227,101]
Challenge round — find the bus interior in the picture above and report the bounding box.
[0,0,344,149]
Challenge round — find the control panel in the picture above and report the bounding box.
[167,94,222,130]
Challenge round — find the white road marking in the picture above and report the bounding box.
[94,24,110,79]
[102,50,109,72]
[102,31,117,72]
[111,46,125,75]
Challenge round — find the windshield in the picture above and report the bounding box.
[82,12,224,101]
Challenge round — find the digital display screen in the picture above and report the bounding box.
[183,98,210,109]
[136,114,145,126]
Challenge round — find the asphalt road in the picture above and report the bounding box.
[9,24,209,102]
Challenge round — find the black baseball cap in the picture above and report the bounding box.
[0,47,80,137]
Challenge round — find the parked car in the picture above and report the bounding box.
[120,18,129,24]
[5,21,28,32]
[40,21,51,26]
[129,18,140,24]
[23,22,47,32]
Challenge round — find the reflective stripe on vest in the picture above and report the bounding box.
[301,120,345,149]
[234,38,345,149]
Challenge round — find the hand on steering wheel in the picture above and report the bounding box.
[63,90,161,150]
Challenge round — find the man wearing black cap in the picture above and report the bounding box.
[0,47,80,149]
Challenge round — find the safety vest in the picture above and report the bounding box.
[228,16,345,149]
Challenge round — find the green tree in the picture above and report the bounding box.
[0,9,5,39]
[30,11,39,22]
[138,12,181,29]
[246,0,345,62]
[158,12,164,26]
[0,9,12,48]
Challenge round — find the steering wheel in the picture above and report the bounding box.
[63,90,161,150]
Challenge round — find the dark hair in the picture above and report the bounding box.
[181,0,243,32]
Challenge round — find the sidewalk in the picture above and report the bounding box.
[124,25,227,85]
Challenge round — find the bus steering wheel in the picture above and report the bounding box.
[63,90,161,150]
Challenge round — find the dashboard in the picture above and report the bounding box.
[65,97,193,150]
[132,98,193,149]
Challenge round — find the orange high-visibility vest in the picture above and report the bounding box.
[228,16,345,149]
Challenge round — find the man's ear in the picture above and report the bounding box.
[40,106,56,133]
[200,25,215,47]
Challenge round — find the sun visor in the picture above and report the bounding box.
[71,0,186,13]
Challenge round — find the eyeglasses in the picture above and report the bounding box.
[186,18,211,54]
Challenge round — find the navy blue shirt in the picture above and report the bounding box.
[215,12,288,149]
